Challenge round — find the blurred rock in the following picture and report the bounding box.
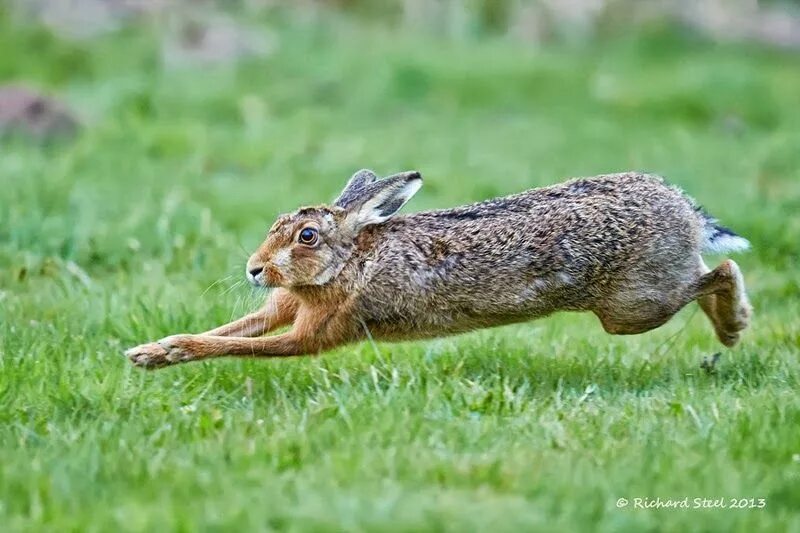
[542,0,606,31]
[753,8,800,49]
[0,85,79,140]
[397,0,800,50]
[509,0,800,49]
[13,0,167,39]
[507,3,546,44]
[681,0,800,49]
[11,0,800,52]
[162,16,275,68]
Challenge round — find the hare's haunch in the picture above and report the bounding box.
[126,170,752,368]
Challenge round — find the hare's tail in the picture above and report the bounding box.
[697,209,750,254]
[666,178,750,254]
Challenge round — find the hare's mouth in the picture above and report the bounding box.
[248,265,282,288]
[245,266,269,288]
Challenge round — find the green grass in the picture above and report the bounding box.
[1,12,800,532]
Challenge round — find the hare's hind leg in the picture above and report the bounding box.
[695,259,752,347]
[594,263,702,335]
[595,301,681,335]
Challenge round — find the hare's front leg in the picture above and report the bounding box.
[123,290,298,367]
[126,308,358,369]
[201,289,298,337]
[125,332,307,369]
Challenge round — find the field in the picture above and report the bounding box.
[1,10,800,532]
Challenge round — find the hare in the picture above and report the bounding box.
[125,170,752,369]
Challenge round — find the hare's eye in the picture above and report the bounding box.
[298,227,318,245]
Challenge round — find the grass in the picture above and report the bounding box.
[1,11,800,532]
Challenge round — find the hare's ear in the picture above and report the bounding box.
[334,169,379,209]
[342,171,422,231]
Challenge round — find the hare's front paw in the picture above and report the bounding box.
[125,341,170,369]
[125,335,197,369]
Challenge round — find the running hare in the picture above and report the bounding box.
[126,170,752,368]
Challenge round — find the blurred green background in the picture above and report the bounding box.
[1,1,799,531]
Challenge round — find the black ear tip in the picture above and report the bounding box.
[406,170,422,181]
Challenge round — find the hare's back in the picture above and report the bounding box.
[370,172,699,275]
[354,172,701,334]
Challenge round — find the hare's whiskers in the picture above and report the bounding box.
[201,274,235,297]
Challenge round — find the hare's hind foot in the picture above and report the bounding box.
[697,259,752,347]
[595,258,751,348]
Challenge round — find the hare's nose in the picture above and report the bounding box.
[248,266,264,278]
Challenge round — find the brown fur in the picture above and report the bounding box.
[126,170,752,368]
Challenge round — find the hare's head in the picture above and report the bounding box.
[246,169,422,288]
